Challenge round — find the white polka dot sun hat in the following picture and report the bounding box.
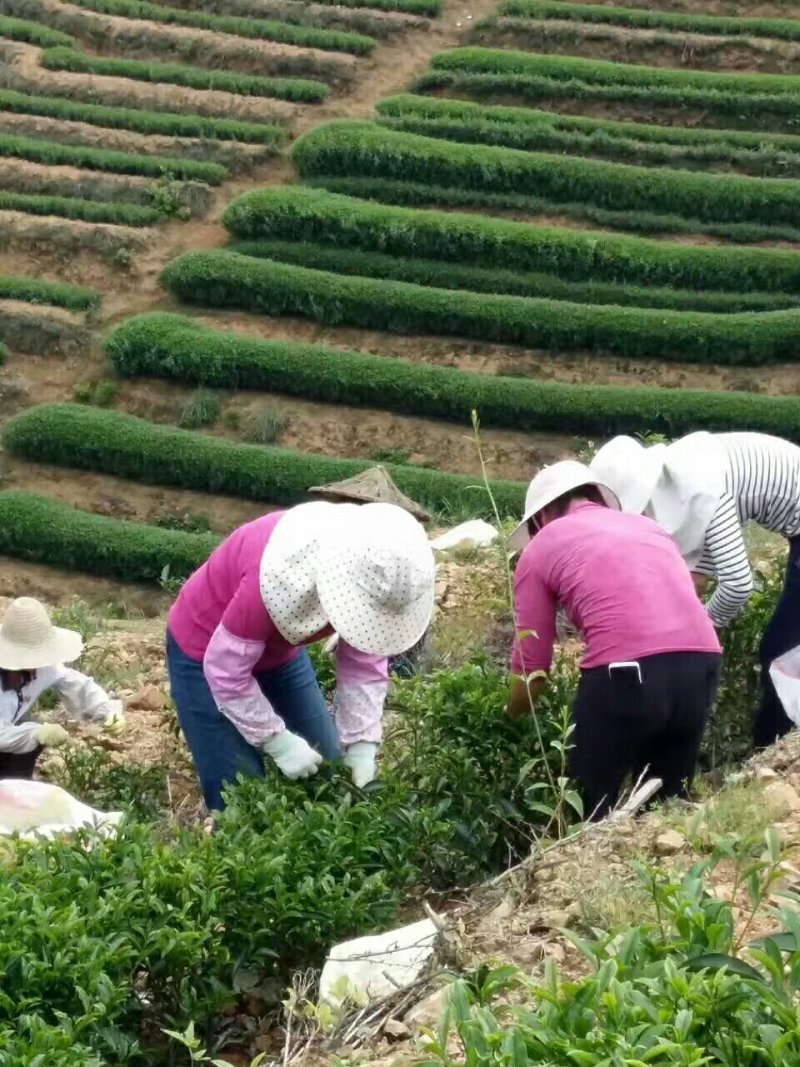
[260,501,435,656]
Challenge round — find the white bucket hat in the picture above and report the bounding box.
[0,598,83,670]
[508,460,619,551]
[589,436,666,516]
[260,501,435,657]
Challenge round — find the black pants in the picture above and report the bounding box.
[571,651,722,821]
[755,537,800,749]
[0,746,42,780]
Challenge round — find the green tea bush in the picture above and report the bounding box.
[106,313,800,439]
[308,174,800,244]
[377,94,800,178]
[0,13,74,45]
[234,238,800,312]
[0,490,218,582]
[66,0,377,53]
[292,121,800,226]
[0,342,9,364]
[222,186,800,292]
[0,190,161,226]
[161,249,800,364]
[0,274,100,310]
[498,0,800,40]
[41,48,330,102]
[415,67,800,126]
[0,131,226,183]
[0,88,287,144]
[312,0,440,13]
[52,746,171,822]
[2,405,524,519]
[431,47,800,99]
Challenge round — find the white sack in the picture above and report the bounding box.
[770,645,800,728]
[0,779,123,840]
[319,917,438,1008]
[430,520,498,552]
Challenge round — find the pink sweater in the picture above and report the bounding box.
[169,512,388,747]
[512,502,720,677]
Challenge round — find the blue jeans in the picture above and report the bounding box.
[166,630,342,812]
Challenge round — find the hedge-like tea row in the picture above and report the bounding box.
[106,312,800,440]
[0,275,100,311]
[0,132,227,183]
[221,186,800,292]
[496,0,800,41]
[291,122,800,226]
[0,191,161,226]
[2,405,523,518]
[41,48,330,103]
[0,491,218,583]
[0,89,286,144]
[377,94,800,177]
[415,66,800,121]
[233,239,800,313]
[308,175,800,244]
[313,0,440,13]
[68,0,377,53]
[0,14,74,45]
[432,48,800,96]
[161,250,800,364]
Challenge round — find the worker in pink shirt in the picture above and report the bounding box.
[507,461,722,820]
[167,501,435,812]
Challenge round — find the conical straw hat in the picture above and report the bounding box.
[309,466,431,523]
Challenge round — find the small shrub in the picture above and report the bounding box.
[52,746,170,822]
[152,510,212,533]
[241,404,290,444]
[74,379,118,407]
[179,389,221,429]
[371,446,412,464]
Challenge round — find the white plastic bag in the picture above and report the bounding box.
[0,779,123,840]
[319,917,438,1008]
[770,645,800,727]
[430,520,498,552]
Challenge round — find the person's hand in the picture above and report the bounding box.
[35,723,71,748]
[103,701,126,737]
[262,730,323,780]
[344,742,377,788]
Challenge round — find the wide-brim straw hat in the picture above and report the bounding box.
[589,435,667,516]
[261,502,436,657]
[508,460,620,552]
[0,598,83,670]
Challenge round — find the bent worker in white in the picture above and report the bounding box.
[592,432,800,749]
[0,598,125,778]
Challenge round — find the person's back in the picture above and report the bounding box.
[514,502,719,675]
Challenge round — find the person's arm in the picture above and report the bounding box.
[700,494,754,627]
[203,574,287,747]
[335,642,389,787]
[507,553,557,718]
[54,666,124,731]
[0,721,42,754]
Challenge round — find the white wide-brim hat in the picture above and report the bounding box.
[508,460,620,552]
[0,597,83,670]
[261,501,436,658]
[589,435,667,516]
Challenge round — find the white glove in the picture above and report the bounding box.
[344,741,378,788]
[35,723,71,748]
[262,730,323,780]
[102,701,126,737]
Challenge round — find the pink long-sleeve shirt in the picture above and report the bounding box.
[511,502,720,677]
[168,512,388,747]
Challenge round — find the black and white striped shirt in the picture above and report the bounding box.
[696,433,800,625]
